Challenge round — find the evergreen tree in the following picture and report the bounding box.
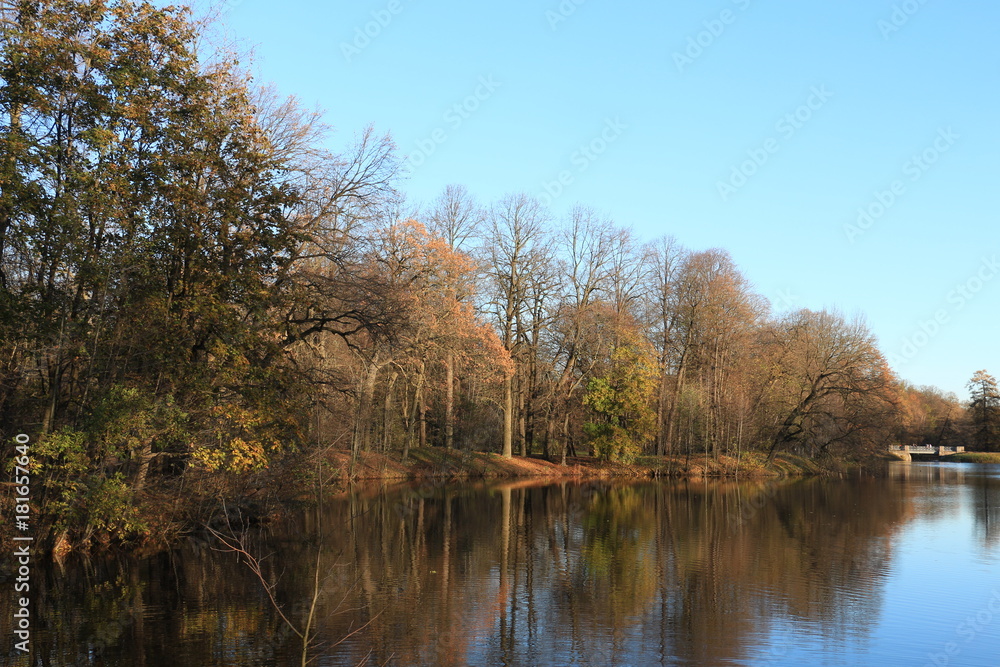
[967,370,1000,452]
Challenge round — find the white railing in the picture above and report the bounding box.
[889,445,964,454]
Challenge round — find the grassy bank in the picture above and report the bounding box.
[946,452,1000,464]
[0,448,839,556]
[316,448,832,483]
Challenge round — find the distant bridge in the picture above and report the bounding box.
[889,445,965,461]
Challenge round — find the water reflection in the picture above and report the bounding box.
[890,462,1000,548]
[5,467,998,665]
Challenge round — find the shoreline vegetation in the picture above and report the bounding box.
[946,452,1000,464]
[3,447,997,557]
[324,448,834,482]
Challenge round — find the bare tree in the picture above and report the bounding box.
[427,183,484,252]
[658,249,762,457]
[482,193,551,457]
[642,236,685,456]
[207,506,380,667]
[764,310,896,461]
[546,207,621,463]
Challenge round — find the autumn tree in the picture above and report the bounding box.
[0,0,403,544]
[582,327,657,463]
[481,193,552,458]
[0,0,300,539]
[641,236,685,456]
[427,183,483,251]
[656,249,761,457]
[895,383,963,447]
[427,184,484,449]
[545,207,621,463]
[763,310,897,461]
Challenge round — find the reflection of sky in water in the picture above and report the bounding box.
[742,463,1000,667]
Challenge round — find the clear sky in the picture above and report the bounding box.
[209,0,999,399]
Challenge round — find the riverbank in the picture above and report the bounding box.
[945,452,1000,463]
[0,448,841,556]
[317,448,833,482]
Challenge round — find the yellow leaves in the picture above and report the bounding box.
[191,447,227,472]
[191,437,267,474]
[192,405,283,473]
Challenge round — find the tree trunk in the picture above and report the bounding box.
[353,359,379,455]
[518,372,528,457]
[382,371,398,452]
[444,352,454,449]
[417,361,427,449]
[665,350,688,458]
[560,412,570,466]
[543,408,554,460]
[656,370,669,456]
[132,440,154,492]
[502,374,513,458]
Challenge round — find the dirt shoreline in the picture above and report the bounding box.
[317,448,835,483]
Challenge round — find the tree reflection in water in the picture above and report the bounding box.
[4,470,963,666]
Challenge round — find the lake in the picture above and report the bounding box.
[3,462,1000,666]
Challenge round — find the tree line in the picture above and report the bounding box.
[0,1,994,545]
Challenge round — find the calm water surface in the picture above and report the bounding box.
[3,462,1000,666]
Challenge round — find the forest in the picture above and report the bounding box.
[1,0,997,548]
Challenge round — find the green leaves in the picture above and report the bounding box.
[583,331,657,463]
[0,0,318,547]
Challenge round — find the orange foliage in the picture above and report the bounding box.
[368,220,512,382]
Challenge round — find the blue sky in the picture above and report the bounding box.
[211,0,999,399]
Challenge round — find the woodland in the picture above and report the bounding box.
[1,1,997,548]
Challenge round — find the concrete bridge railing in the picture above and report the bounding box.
[888,445,965,460]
